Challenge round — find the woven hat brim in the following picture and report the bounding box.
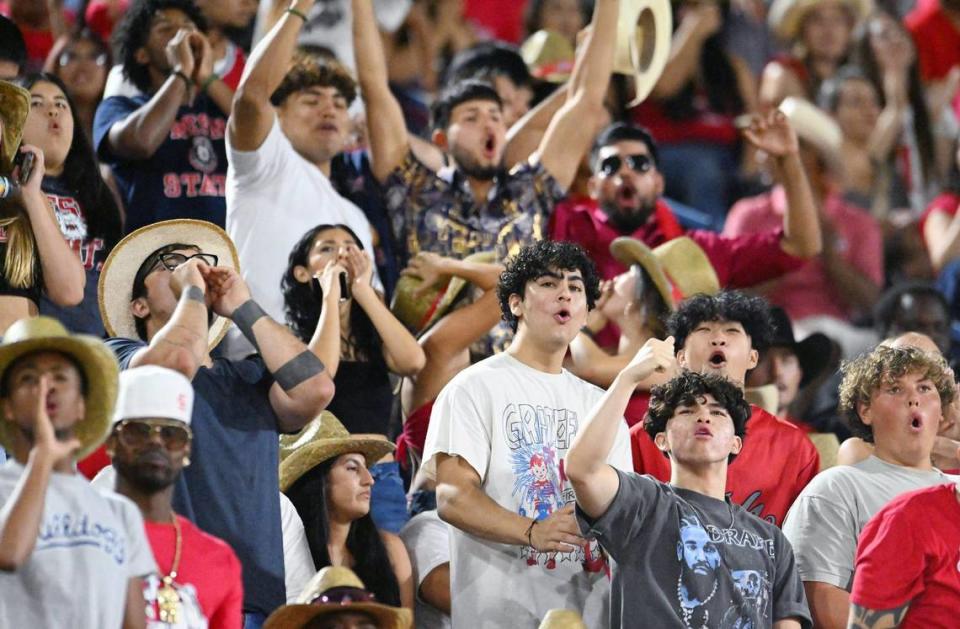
[0,334,119,459]
[768,0,872,42]
[653,237,721,299]
[0,81,30,175]
[98,220,240,349]
[610,237,676,309]
[423,251,498,330]
[280,437,397,492]
[263,602,412,629]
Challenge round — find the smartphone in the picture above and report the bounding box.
[15,149,35,186]
[338,272,350,302]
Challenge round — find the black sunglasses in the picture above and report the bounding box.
[599,153,654,177]
[153,252,219,272]
[309,586,377,606]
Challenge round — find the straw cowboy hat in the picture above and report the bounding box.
[264,566,413,629]
[768,0,873,43]
[279,412,396,492]
[391,251,496,334]
[777,96,842,157]
[521,30,575,84]
[610,236,720,310]
[98,219,240,349]
[0,317,119,458]
[0,80,29,176]
[539,609,588,629]
[614,0,672,104]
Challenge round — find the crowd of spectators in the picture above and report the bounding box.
[1,0,960,627]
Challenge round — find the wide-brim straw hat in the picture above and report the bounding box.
[391,251,496,334]
[744,384,779,415]
[610,236,720,310]
[0,81,29,175]
[768,0,872,43]
[0,317,119,459]
[279,411,396,492]
[98,220,240,349]
[614,0,672,104]
[264,566,413,629]
[521,30,575,84]
[777,97,843,157]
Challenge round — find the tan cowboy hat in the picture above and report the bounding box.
[521,30,575,84]
[777,97,842,157]
[0,317,119,459]
[539,609,588,629]
[744,384,779,415]
[98,219,240,349]
[0,81,29,176]
[610,236,720,310]
[264,566,413,629]
[391,251,497,334]
[768,0,872,43]
[279,412,396,492]
[614,0,672,105]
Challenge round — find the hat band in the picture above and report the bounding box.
[417,285,449,330]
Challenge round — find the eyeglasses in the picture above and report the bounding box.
[58,51,108,67]
[116,419,192,450]
[153,252,219,272]
[599,153,654,177]
[309,586,377,606]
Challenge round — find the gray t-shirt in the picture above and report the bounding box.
[579,470,811,629]
[782,455,958,590]
[0,460,157,628]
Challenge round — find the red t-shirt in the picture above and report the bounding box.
[906,0,960,117]
[628,405,820,526]
[144,515,244,629]
[919,191,960,246]
[463,0,527,43]
[851,483,960,627]
[85,0,130,43]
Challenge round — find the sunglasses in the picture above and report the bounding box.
[58,51,108,67]
[152,252,219,273]
[309,586,377,606]
[599,153,654,177]
[116,419,192,450]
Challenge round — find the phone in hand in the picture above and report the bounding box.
[310,273,351,303]
[15,149,35,186]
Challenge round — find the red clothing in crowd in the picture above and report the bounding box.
[550,196,805,284]
[724,186,883,322]
[85,0,129,43]
[144,515,244,629]
[851,483,960,627]
[397,399,434,472]
[906,0,960,117]
[920,191,960,246]
[628,405,820,526]
[463,0,527,42]
[0,3,74,70]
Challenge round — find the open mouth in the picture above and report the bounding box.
[483,134,496,157]
[708,351,727,368]
[616,185,637,206]
[554,308,571,324]
[909,414,923,432]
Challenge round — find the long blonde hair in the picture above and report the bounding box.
[0,199,37,289]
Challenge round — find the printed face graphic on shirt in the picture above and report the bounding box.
[677,514,721,611]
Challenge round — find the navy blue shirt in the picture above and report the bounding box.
[93,94,228,233]
[107,338,286,615]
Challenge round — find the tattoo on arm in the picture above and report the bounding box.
[848,602,911,629]
[231,299,267,350]
[273,350,325,392]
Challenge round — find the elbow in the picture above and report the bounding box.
[232,85,268,114]
[0,549,26,572]
[132,346,200,380]
[564,449,588,485]
[435,483,460,526]
[48,283,84,307]
[395,347,426,377]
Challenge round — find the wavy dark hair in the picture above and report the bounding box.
[114,0,207,94]
[497,240,601,331]
[282,224,383,364]
[644,370,751,462]
[14,73,122,249]
[286,459,401,607]
[668,291,774,353]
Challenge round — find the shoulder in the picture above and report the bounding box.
[180,516,242,566]
[380,531,412,564]
[795,461,865,500]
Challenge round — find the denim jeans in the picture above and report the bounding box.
[243,612,266,629]
[370,460,410,533]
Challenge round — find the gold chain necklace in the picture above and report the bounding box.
[156,513,183,624]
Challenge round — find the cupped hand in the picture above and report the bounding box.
[30,375,81,466]
[529,503,586,553]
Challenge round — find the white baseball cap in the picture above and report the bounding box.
[111,366,194,426]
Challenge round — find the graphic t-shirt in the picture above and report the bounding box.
[578,470,812,629]
[38,176,111,335]
[94,93,228,233]
[108,338,286,616]
[143,515,243,628]
[421,352,633,628]
[851,483,960,628]
[0,460,157,628]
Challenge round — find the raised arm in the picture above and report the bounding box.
[230,0,314,151]
[352,0,410,182]
[649,2,722,100]
[536,0,619,190]
[743,111,822,258]
[566,336,675,518]
[194,32,235,116]
[204,266,334,431]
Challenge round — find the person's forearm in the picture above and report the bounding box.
[24,193,85,305]
[774,152,822,258]
[868,104,905,163]
[307,296,341,378]
[107,75,190,159]
[0,451,55,571]
[202,77,235,116]
[440,258,504,290]
[353,0,395,99]
[567,0,618,104]
[238,0,315,103]
[650,17,711,100]
[353,286,425,376]
[436,477,534,546]
[566,375,633,481]
[136,289,210,376]
[504,86,567,168]
[821,250,881,312]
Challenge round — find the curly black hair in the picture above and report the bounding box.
[643,370,752,463]
[270,54,357,107]
[114,0,207,94]
[496,240,601,331]
[282,224,383,365]
[668,291,775,353]
[431,79,502,131]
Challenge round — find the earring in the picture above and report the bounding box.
[182,456,191,467]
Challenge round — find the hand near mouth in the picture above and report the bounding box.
[30,375,81,465]
[622,336,677,385]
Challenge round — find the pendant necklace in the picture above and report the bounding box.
[156,514,183,624]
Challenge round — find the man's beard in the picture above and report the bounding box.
[114,455,178,493]
[681,564,718,604]
[451,147,502,182]
[599,198,656,234]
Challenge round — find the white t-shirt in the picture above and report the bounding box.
[280,490,316,602]
[421,353,632,629]
[226,116,377,324]
[399,510,452,629]
[0,460,157,628]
